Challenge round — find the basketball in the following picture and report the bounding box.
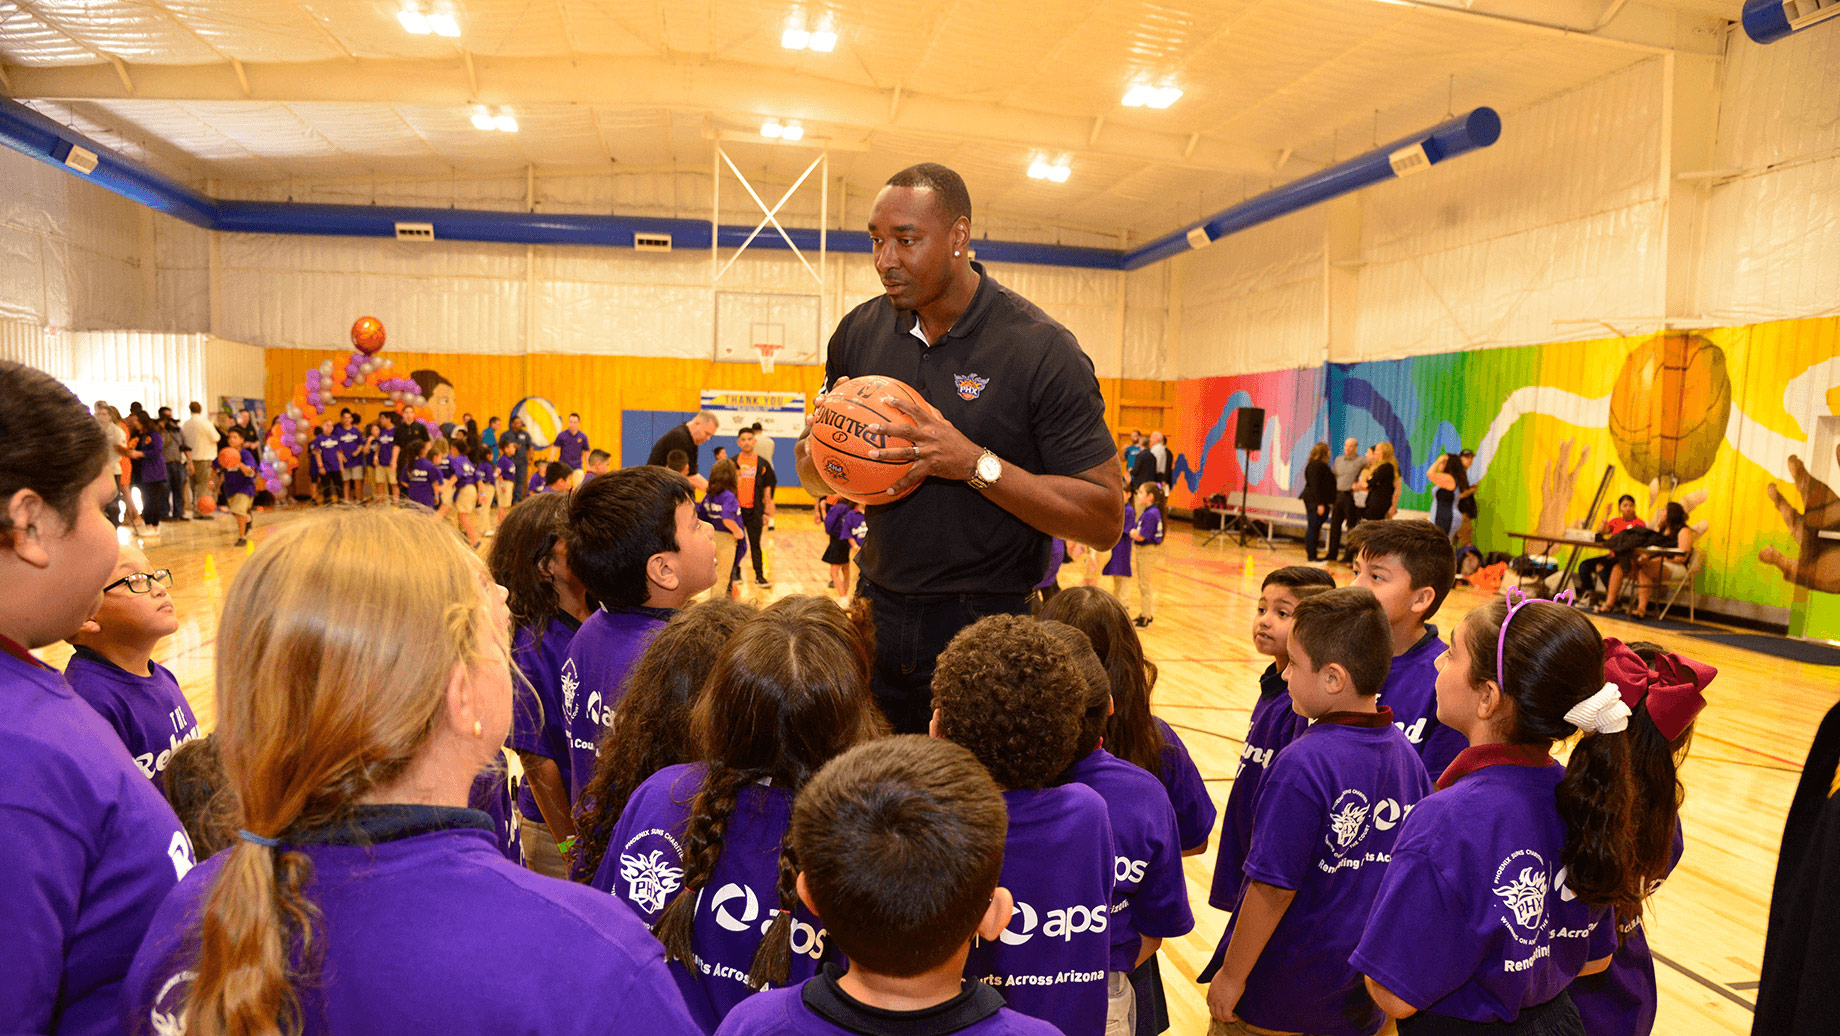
[218,447,243,469]
[1608,332,1731,484]
[809,376,928,504]
[196,496,216,515]
[351,315,386,355]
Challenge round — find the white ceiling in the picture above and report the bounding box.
[0,0,1740,240]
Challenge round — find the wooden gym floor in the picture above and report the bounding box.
[40,502,1824,1035]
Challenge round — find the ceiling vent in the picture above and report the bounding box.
[63,145,98,175]
[394,222,436,241]
[634,232,673,252]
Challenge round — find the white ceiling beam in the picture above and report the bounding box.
[6,55,1293,176]
[1375,0,1723,55]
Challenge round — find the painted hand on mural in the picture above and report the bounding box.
[1536,439,1590,538]
[1760,448,1840,594]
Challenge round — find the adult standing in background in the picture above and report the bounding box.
[1325,437,1365,563]
[1428,449,1476,541]
[645,411,718,491]
[795,162,1124,735]
[554,414,589,474]
[748,422,778,528]
[482,416,500,460]
[733,427,777,588]
[1122,430,1144,474]
[181,403,218,519]
[157,408,189,522]
[126,414,168,535]
[501,417,533,502]
[1299,442,1336,562]
[1130,430,1171,490]
[227,409,258,450]
[1341,443,1400,563]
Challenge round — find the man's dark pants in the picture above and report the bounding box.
[857,580,1032,735]
[1327,490,1361,562]
[739,505,768,581]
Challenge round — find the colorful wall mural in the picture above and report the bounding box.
[1170,316,1840,626]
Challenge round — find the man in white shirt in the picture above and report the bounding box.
[181,402,222,518]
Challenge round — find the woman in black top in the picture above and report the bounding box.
[1429,449,1476,542]
[1342,444,1399,561]
[1300,442,1336,561]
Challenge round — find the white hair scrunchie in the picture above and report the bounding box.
[1564,684,1632,735]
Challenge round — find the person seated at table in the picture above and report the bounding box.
[1578,494,1645,603]
[1602,502,1695,619]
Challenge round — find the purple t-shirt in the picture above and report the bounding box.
[1351,759,1616,1023]
[1135,506,1165,546]
[135,431,166,483]
[1224,715,1432,1036]
[214,447,256,498]
[1062,749,1193,972]
[701,490,742,530]
[1153,717,1217,853]
[1379,627,1467,780]
[63,649,201,792]
[965,784,1114,1036]
[509,616,581,822]
[713,975,1064,1036]
[563,606,671,803]
[403,458,442,507]
[530,471,549,494]
[336,425,364,464]
[311,433,344,473]
[375,428,396,467]
[597,763,832,1032]
[1211,664,1311,910]
[556,428,590,469]
[822,503,866,547]
[124,814,701,1036]
[496,454,516,482]
[1036,538,1066,589]
[1102,504,1136,577]
[1571,824,1686,1036]
[467,767,521,862]
[450,454,480,488]
[0,647,194,1036]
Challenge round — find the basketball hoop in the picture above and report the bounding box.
[754,342,782,374]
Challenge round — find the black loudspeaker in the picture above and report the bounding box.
[1235,407,1266,450]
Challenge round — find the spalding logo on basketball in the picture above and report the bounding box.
[809,375,928,504]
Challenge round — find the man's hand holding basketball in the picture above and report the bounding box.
[867,394,980,496]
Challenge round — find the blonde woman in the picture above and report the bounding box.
[123,508,699,1035]
[1341,443,1400,562]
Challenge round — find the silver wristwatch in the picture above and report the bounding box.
[967,449,1003,490]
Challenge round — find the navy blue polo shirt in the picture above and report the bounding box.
[822,262,1115,595]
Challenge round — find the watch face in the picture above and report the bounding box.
[977,454,1001,481]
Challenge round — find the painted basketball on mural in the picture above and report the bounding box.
[1607,332,1731,485]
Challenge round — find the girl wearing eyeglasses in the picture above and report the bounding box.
[0,360,195,1036]
[64,543,201,792]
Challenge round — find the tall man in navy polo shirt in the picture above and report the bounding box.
[795,163,1125,734]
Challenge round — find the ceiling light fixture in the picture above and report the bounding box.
[781,121,805,141]
[493,112,518,133]
[471,106,494,130]
[426,12,461,37]
[761,119,785,138]
[398,7,431,34]
[473,106,518,132]
[1027,156,1071,183]
[783,10,836,51]
[399,4,459,37]
[1122,84,1183,109]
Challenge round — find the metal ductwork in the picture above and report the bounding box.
[1742,0,1840,44]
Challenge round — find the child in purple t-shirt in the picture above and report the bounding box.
[819,497,867,601]
[1571,639,1714,1036]
[212,430,258,546]
[1347,520,1466,780]
[596,598,886,1031]
[572,599,756,883]
[1209,566,1335,914]
[401,439,444,510]
[1102,500,1136,591]
[64,544,201,792]
[1205,588,1432,1036]
[715,737,1061,1036]
[484,491,593,878]
[702,458,747,599]
[1126,483,1166,627]
[932,615,1116,1036]
[1354,595,1682,1032]
[123,506,699,1036]
[561,466,717,805]
[1042,622,1193,1036]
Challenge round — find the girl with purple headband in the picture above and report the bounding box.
[1352,590,1701,1036]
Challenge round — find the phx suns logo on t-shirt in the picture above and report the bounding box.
[954,373,990,400]
[1492,849,1550,943]
[560,659,580,723]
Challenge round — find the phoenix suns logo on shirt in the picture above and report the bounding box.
[560,659,580,723]
[1492,849,1550,943]
[149,969,196,1036]
[618,827,685,915]
[1326,790,1372,857]
[954,373,990,400]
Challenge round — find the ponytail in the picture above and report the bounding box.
[184,842,320,1036]
[747,835,801,987]
[1555,731,1641,919]
[655,763,751,971]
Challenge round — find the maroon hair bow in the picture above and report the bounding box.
[1602,638,1716,741]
